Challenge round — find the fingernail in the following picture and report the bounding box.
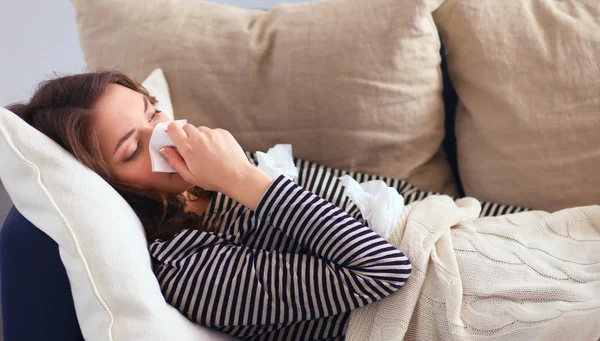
[159,148,168,157]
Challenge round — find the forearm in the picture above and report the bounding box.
[153,174,410,329]
[219,165,276,211]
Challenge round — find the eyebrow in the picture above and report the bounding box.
[112,96,147,156]
[113,128,135,155]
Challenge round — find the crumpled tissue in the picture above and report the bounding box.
[338,175,404,240]
[149,119,188,172]
[256,144,299,181]
[255,143,403,239]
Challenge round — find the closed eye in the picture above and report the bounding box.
[125,110,161,162]
[149,109,161,122]
[125,140,142,162]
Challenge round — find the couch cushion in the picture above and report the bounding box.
[72,0,457,195]
[434,0,600,211]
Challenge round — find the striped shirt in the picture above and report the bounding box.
[150,152,527,340]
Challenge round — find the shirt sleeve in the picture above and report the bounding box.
[151,174,410,337]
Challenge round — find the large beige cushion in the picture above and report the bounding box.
[72,0,457,195]
[434,0,600,211]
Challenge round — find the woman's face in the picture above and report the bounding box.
[94,84,193,195]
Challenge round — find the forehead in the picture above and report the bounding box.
[94,84,144,122]
[93,84,145,158]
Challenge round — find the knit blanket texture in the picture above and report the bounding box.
[346,195,600,341]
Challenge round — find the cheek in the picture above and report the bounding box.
[116,151,191,193]
[117,153,154,187]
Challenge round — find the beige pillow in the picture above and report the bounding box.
[434,0,600,211]
[72,0,457,196]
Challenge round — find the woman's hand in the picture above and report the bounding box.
[160,122,252,192]
[160,122,275,209]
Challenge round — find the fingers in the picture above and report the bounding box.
[196,126,212,133]
[166,122,216,156]
[159,147,196,183]
[182,123,202,138]
[166,121,192,154]
[181,124,215,141]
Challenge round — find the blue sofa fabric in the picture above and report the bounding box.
[440,37,462,196]
[0,207,85,341]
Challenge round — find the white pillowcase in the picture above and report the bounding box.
[142,68,174,120]
[0,70,237,341]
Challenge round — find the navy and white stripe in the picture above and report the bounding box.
[150,152,526,340]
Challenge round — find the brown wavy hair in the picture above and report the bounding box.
[6,71,219,241]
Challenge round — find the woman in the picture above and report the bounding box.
[8,71,411,341]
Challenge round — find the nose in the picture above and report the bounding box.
[140,124,156,147]
[145,124,157,133]
[142,117,172,149]
[144,117,170,138]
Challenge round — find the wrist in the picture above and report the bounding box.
[221,166,276,210]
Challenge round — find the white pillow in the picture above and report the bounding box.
[142,68,175,120]
[0,72,237,341]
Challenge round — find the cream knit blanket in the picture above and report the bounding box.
[346,195,600,341]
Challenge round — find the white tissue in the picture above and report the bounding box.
[256,144,299,181]
[338,175,404,239]
[149,119,188,173]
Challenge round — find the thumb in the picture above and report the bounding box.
[160,147,195,183]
